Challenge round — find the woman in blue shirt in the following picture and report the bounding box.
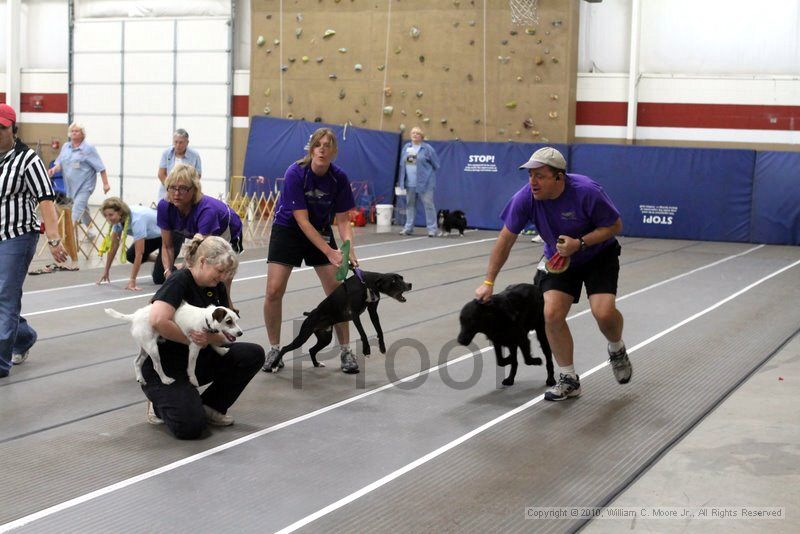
[97,197,167,291]
[397,127,441,237]
[48,123,109,233]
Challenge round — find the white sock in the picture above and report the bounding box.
[340,344,349,353]
[559,364,576,378]
[270,344,280,351]
[608,340,625,353]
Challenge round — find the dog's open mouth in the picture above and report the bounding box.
[392,294,407,303]
[224,332,237,342]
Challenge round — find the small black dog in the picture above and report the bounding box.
[263,270,412,372]
[437,209,467,236]
[458,283,555,387]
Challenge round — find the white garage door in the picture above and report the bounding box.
[72,17,231,207]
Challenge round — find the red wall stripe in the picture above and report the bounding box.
[7,92,799,129]
[576,101,628,126]
[578,101,800,131]
[638,103,799,130]
[232,95,249,117]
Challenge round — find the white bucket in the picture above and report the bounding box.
[375,204,394,228]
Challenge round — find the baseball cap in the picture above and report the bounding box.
[519,146,567,170]
[0,104,16,128]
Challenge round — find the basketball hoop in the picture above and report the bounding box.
[510,0,539,27]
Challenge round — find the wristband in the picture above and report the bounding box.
[579,237,587,251]
[483,280,494,286]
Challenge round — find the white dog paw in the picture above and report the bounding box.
[161,377,175,385]
[189,377,199,387]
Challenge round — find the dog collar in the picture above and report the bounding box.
[353,267,379,302]
[204,318,219,334]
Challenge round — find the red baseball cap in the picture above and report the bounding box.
[0,104,16,127]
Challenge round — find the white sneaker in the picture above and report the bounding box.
[204,405,234,426]
[84,228,98,242]
[146,401,164,425]
[11,350,30,365]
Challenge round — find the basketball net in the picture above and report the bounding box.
[510,0,539,26]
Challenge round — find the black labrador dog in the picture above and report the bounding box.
[263,270,412,372]
[458,283,555,387]
[437,209,467,236]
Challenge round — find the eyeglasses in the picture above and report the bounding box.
[167,185,194,193]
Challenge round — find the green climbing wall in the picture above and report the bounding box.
[250,0,579,143]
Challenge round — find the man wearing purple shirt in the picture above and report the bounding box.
[475,147,632,401]
[262,128,359,374]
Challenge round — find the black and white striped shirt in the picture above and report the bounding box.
[0,139,55,241]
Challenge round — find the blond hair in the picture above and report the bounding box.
[68,122,86,136]
[296,128,338,167]
[165,163,203,204]
[182,234,239,277]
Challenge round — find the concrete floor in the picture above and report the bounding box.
[2,226,798,533]
[583,333,799,534]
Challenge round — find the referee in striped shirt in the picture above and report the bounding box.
[0,103,67,378]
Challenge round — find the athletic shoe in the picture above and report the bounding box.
[531,234,544,243]
[203,405,234,426]
[11,350,30,365]
[340,348,359,374]
[399,229,412,236]
[146,401,164,425]
[544,373,581,401]
[608,346,632,384]
[262,346,284,373]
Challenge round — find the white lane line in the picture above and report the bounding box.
[24,233,451,296]
[274,255,800,534]
[23,238,498,316]
[0,245,780,532]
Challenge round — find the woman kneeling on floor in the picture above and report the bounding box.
[143,234,264,439]
[97,197,178,290]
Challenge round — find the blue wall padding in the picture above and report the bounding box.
[243,117,399,207]
[421,141,568,230]
[569,144,755,242]
[751,151,800,245]
[242,119,797,244]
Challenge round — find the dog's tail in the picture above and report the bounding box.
[104,308,134,322]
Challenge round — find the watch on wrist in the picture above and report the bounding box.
[579,237,586,251]
[47,238,61,247]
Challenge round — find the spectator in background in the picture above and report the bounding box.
[97,197,175,290]
[0,104,68,377]
[157,129,202,260]
[156,164,242,288]
[48,122,110,238]
[260,127,359,374]
[397,126,441,237]
[158,129,201,201]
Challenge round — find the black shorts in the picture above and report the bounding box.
[534,240,621,303]
[267,223,337,268]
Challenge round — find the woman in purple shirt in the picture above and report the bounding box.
[261,128,359,375]
[156,164,243,285]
